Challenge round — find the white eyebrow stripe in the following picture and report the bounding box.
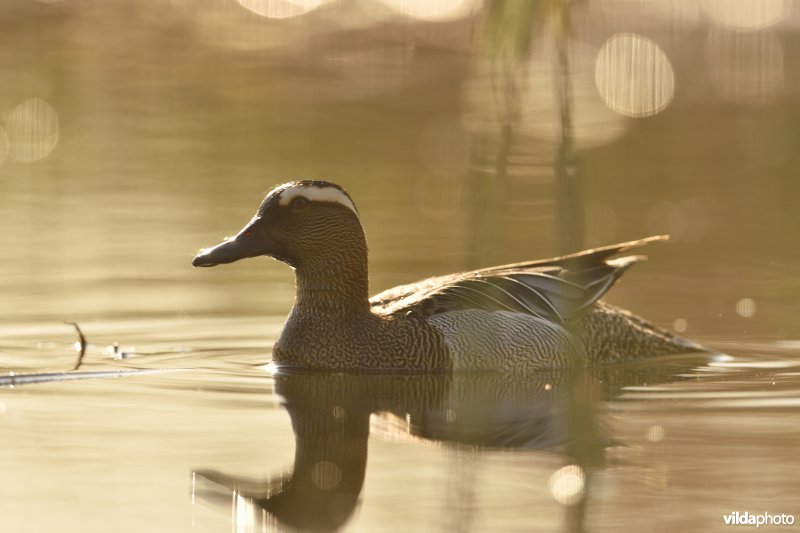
[278,185,358,215]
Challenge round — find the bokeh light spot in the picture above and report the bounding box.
[647,425,666,442]
[673,318,688,333]
[595,33,675,117]
[311,461,342,490]
[548,465,586,505]
[735,298,757,318]
[7,98,60,163]
[706,29,784,106]
[237,0,333,19]
[702,0,787,31]
[377,0,481,21]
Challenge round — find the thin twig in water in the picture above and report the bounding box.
[65,321,87,371]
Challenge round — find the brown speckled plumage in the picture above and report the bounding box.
[193,180,707,372]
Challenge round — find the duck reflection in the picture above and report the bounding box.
[195,372,451,531]
[193,360,702,532]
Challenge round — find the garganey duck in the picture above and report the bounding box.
[192,180,705,372]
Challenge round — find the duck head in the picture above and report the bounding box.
[192,180,363,270]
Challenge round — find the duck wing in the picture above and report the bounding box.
[370,235,667,324]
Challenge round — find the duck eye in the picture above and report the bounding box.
[290,197,308,209]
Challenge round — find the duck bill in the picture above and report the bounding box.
[192,218,276,267]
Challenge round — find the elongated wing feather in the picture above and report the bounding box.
[478,234,667,273]
[370,236,664,322]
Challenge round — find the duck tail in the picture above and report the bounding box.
[582,301,711,363]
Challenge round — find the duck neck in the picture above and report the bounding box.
[293,248,371,316]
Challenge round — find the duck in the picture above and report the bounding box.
[192,180,706,372]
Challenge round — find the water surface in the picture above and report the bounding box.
[1,1,799,531]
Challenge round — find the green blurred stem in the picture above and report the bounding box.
[553,0,584,255]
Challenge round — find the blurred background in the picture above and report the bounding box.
[0,0,798,342]
[2,3,800,532]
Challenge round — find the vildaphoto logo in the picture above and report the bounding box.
[723,512,795,528]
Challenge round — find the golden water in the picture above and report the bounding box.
[1,1,799,532]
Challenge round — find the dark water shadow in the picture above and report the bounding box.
[192,354,712,532]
